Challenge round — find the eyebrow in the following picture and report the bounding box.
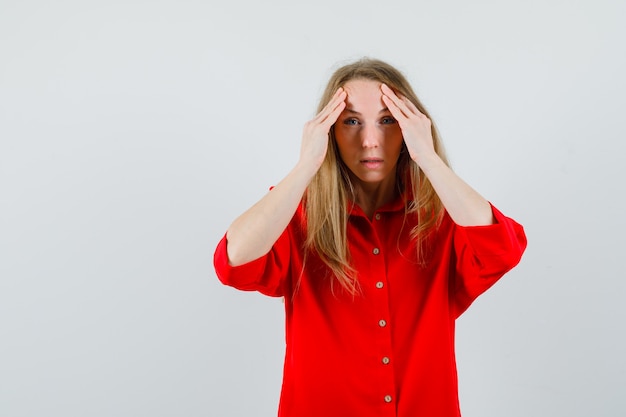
[345,108,390,115]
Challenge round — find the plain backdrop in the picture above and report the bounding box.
[1,0,625,416]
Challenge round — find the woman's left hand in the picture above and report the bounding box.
[381,83,436,164]
[382,84,494,226]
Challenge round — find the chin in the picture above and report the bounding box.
[355,173,390,184]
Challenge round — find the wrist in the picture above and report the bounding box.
[294,159,320,183]
[412,151,443,171]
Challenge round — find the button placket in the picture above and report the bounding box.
[365,216,394,409]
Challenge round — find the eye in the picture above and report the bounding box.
[381,116,396,125]
[343,118,360,126]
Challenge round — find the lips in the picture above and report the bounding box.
[360,158,383,169]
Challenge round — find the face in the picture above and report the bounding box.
[334,79,404,192]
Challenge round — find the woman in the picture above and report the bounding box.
[214,58,527,417]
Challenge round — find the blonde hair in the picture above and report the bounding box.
[304,58,449,294]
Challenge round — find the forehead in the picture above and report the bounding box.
[342,79,385,110]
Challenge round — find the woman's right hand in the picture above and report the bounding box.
[225,88,345,266]
[299,87,346,173]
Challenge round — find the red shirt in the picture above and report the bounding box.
[214,195,526,417]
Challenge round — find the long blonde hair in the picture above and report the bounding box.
[304,58,449,294]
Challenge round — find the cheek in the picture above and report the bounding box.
[390,124,403,138]
[334,127,357,150]
[385,128,404,151]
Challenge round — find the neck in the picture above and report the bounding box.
[351,176,399,219]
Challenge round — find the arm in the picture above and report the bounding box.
[450,205,527,316]
[226,88,347,266]
[410,152,494,226]
[381,84,493,226]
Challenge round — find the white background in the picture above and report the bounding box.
[1,0,625,416]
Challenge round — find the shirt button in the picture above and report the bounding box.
[382,356,390,365]
[378,319,387,327]
[373,247,380,255]
[375,281,384,289]
[384,395,392,403]
[375,213,381,220]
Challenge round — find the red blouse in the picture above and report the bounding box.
[214,195,526,417]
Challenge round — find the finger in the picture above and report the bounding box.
[314,88,346,122]
[383,84,428,119]
[380,84,414,118]
[381,94,407,122]
[318,90,346,124]
[321,99,346,129]
[400,95,426,118]
[380,83,402,103]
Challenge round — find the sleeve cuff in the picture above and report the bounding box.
[213,234,269,289]
[456,203,527,258]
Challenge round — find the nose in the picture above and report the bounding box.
[360,124,380,149]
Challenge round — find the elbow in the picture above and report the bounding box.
[225,242,246,267]
[223,229,243,266]
[225,228,274,267]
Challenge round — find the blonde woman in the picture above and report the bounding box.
[214,58,527,417]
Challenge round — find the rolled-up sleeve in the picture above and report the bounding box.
[213,228,292,298]
[451,204,527,316]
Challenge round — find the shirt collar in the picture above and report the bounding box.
[347,188,410,218]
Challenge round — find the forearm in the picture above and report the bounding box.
[379,85,494,225]
[225,87,346,266]
[416,153,494,226]
[226,161,316,266]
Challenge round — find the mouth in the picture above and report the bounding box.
[360,158,384,169]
